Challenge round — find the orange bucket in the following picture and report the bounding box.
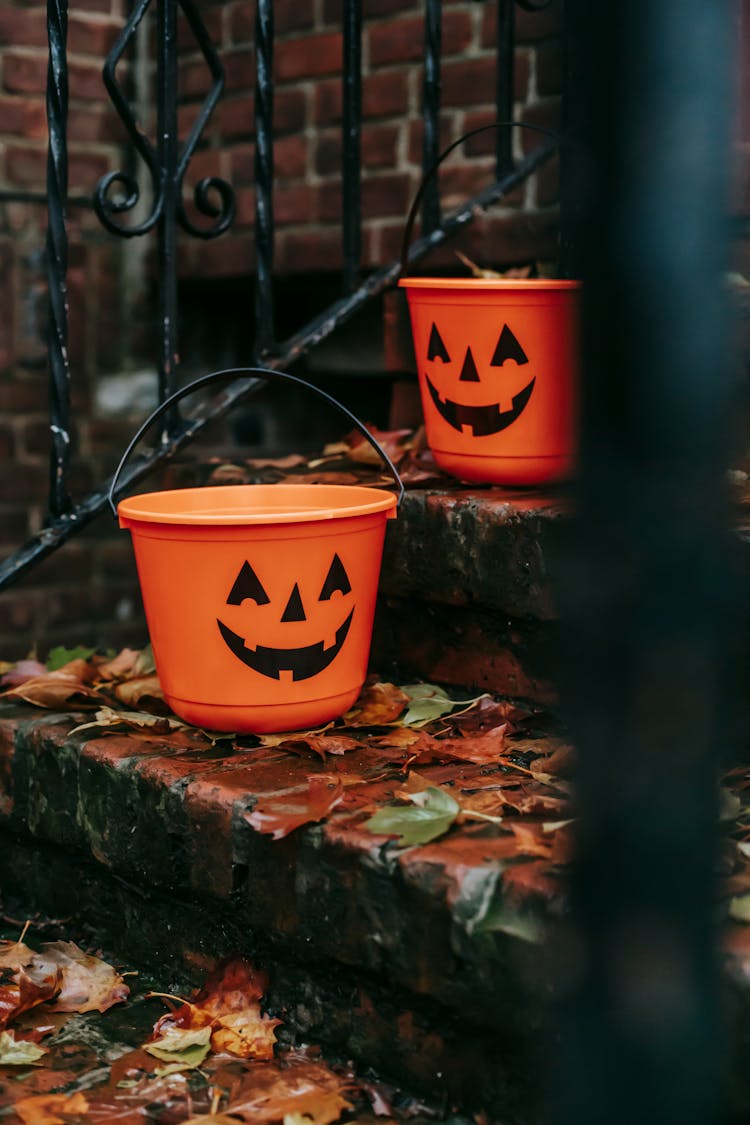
[111,368,401,734]
[399,277,580,485]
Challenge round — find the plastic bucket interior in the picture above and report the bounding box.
[118,483,397,733]
[399,277,581,486]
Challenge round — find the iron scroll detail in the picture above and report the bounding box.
[94,0,235,240]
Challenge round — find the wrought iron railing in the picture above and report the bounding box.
[0,0,559,590]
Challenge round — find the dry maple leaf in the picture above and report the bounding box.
[113,673,166,711]
[1,665,102,710]
[30,941,129,1014]
[276,734,361,759]
[0,923,35,972]
[408,725,508,765]
[211,1058,353,1125]
[14,1091,89,1125]
[343,681,409,726]
[245,776,345,840]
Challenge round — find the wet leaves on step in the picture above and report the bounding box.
[0,1029,47,1065]
[45,646,96,672]
[275,733,361,760]
[148,957,281,1063]
[69,706,190,738]
[112,674,167,712]
[13,1091,89,1125]
[343,681,409,727]
[244,776,345,840]
[0,967,60,1031]
[399,683,489,727]
[31,941,130,1014]
[406,726,509,765]
[1,663,102,710]
[0,659,48,688]
[365,785,460,847]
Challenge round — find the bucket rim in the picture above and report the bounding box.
[398,277,581,291]
[117,483,398,526]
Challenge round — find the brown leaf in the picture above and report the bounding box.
[94,648,143,681]
[0,967,60,1031]
[409,726,508,765]
[0,927,35,972]
[244,776,345,840]
[213,1058,353,1125]
[2,666,102,710]
[30,941,129,1014]
[0,660,48,688]
[113,673,165,711]
[14,1092,89,1125]
[276,734,361,760]
[343,681,409,726]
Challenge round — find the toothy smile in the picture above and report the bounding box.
[217,608,354,681]
[426,375,536,437]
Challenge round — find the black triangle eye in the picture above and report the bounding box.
[491,324,529,367]
[226,561,270,606]
[427,323,450,362]
[319,553,351,601]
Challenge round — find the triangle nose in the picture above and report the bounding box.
[281,582,307,622]
[459,347,481,382]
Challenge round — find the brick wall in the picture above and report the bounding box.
[0,0,565,660]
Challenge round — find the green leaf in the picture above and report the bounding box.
[474,902,545,943]
[400,683,487,727]
[0,1030,47,1065]
[144,1024,212,1069]
[46,645,95,671]
[134,644,156,676]
[364,786,459,846]
[729,893,750,923]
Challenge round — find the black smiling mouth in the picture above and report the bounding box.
[216,608,354,681]
[426,375,536,437]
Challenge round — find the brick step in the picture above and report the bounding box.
[0,700,563,1119]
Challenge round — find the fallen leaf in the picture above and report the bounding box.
[364,786,459,846]
[31,941,129,1013]
[215,1058,352,1125]
[46,645,96,671]
[729,893,750,923]
[277,734,361,759]
[0,924,35,972]
[194,958,281,1059]
[0,659,48,687]
[1,665,102,710]
[0,967,60,1031]
[95,647,143,681]
[14,1091,89,1124]
[343,681,408,726]
[69,706,189,738]
[144,1023,213,1068]
[408,726,508,765]
[399,683,488,727]
[245,776,344,840]
[113,673,165,710]
[0,1029,47,1065]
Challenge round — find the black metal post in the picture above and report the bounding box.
[421,0,442,236]
[558,3,732,1125]
[156,0,179,414]
[496,0,515,178]
[342,0,362,293]
[45,0,71,517]
[253,0,275,359]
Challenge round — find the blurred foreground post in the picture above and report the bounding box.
[558,2,733,1123]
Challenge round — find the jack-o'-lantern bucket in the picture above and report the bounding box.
[399,121,581,486]
[110,368,402,734]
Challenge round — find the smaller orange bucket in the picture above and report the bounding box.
[398,120,581,486]
[399,277,580,485]
[110,368,401,734]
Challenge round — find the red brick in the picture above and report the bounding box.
[184,232,255,278]
[67,106,123,144]
[228,0,253,42]
[0,94,44,137]
[4,144,46,186]
[276,133,308,178]
[0,7,46,48]
[536,153,560,207]
[0,462,46,501]
[519,97,563,151]
[314,70,409,126]
[180,58,212,100]
[233,185,255,226]
[0,590,37,633]
[0,507,31,548]
[275,32,342,82]
[69,150,111,192]
[0,379,44,413]
[69,60,107,101]
[68,14,120,57]
[438,159,496,209]
[275,181,318,225]
[362,172,411,218]
[276,0,315,35]
[3,53,47,95]
[442,52,530,109]
[224,49,254,93]
[363,123,400,168]
[229,142,254,183]
[18,418,48,457]
[368,11,472,68]
[187,147,225,183]
[68,0,111,14]
[275,88,307,134]
[178,6,222,50]
[213,95,254,140]
[276,226,342,272]
[317,181,342,223]
[323,0,419,19]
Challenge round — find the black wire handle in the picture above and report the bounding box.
[108,366,405,517]
[399,119,561,277]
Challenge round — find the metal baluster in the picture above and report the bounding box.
[342,0,362,293]
[496,0,515,178]
[421,0,442,236]
[156,0,179,418]
[45,0,71,517]
[558,2,732,1124]
[254,0,275,359]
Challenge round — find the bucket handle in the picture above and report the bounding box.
[399,120,560,277]
[107,365,405,517]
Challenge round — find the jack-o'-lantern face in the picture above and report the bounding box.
[424,321,535,436]
[216,553,353,681]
